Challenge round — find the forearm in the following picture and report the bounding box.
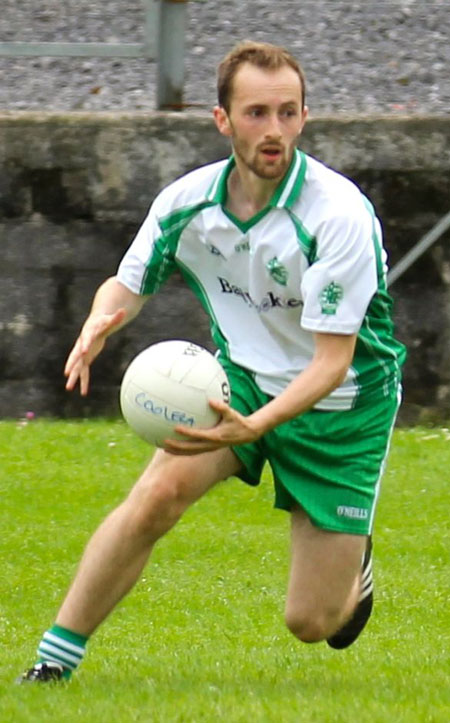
[250,332,357,436]
[251,361,345,435]
[89,276,147,334]
[164,342,353,456]
[64,277,148,395]
[164,333,357,456]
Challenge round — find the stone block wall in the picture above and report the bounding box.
[1,112,449,422]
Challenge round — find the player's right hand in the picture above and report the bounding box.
[64,308,126,395]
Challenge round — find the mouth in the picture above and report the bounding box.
[260,146,283,161]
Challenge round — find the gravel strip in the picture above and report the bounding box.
[0,0,449,115]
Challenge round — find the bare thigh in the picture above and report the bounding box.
[125,445,244,534]
[285,504,367,642]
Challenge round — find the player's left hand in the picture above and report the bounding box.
[163,399,261,455]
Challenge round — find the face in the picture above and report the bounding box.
[214,63,308,182]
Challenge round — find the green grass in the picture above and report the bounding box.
[0,420,449,722]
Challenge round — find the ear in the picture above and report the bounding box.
[213,105,232,137]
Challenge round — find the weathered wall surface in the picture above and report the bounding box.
[1,112,449,422]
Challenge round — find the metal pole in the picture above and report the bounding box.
[142,0,161,58]
[157,0,188,109]
[387,210,450,287]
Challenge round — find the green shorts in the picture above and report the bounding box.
[220,358,401,535]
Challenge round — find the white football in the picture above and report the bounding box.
[120,340,230,447]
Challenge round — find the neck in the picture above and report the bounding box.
[226,163,279,221]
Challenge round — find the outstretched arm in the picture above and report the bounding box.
[64,276,147,396]
[165,331,357,454]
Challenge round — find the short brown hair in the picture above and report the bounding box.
[217,40,306,112]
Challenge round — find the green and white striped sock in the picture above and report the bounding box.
[37,624,88,679]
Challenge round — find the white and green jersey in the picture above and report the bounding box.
[117,149,406,410]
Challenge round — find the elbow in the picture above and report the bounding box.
[323,362,351,396]
[312,332,357,395]
[334,363,350,388]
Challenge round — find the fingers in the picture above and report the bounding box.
[79,320,105,355]
[64,357,90,395]
[63,333,94,395]
[63,309,125,394]
[79,364,90,396]
[208,399,243,426]
[64,338,80,377]
[64,367,78,391]
[208,398,229,413]
[164,402,259,455]
[164,417,228,454]
[163,438,222,456]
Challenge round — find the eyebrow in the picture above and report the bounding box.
[244,100,299,110]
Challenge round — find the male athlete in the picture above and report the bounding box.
[18,40,406,683]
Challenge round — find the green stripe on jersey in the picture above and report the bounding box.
[140,201,214,294]
[287,209,317,264]
[351,197,407,405]
[276,150,308,208]
[177,259,231,359]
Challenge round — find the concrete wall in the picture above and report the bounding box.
[1,112,449,422]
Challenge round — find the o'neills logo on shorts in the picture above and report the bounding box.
[337,505,369,520]
[218,276,302,313]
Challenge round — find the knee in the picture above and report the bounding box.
[285,606,341,643]
[285,614,327,643]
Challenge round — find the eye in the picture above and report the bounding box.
[248,107,264,118]
[281,107,298,118]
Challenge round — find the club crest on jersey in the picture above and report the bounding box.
[266,256,288,286]
[319,281,343,315]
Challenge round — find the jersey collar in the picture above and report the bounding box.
[206,148,307,210]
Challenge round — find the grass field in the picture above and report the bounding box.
[0,419,449,722]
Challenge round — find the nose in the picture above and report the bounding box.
[264,113,282,139]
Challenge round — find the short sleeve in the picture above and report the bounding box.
[301,210,378,334]
[117,200,176,296]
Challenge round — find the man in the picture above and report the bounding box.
[18,40,406,683]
